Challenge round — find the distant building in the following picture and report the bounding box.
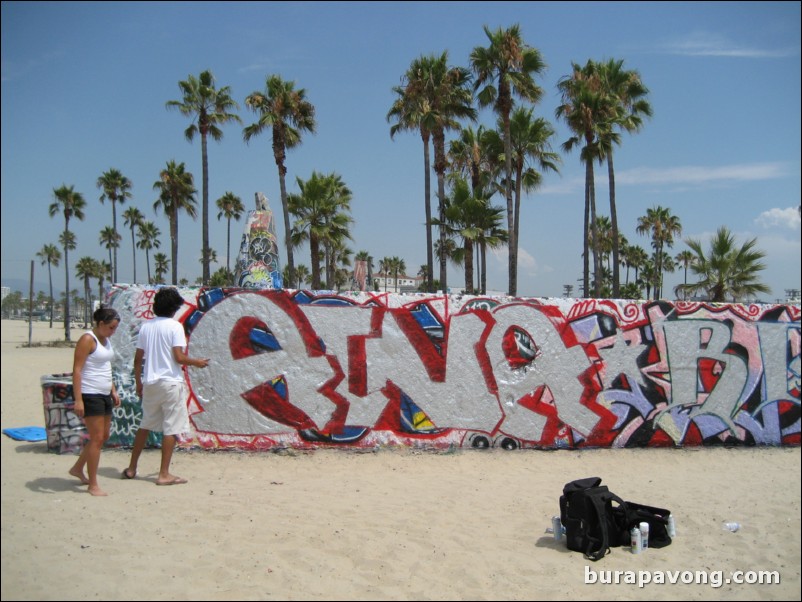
[372,272,423,294]
[1,287,9,304]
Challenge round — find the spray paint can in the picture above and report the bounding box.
[630,526,642,554]
[640,522,650,550]
[667,514,676,538]
[552,516,563,542]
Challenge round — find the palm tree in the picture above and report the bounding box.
[167,70,241,284]
[556,61,609,298]
[592,215,614,283]
[36,243,61,328]
[636,205,682,300]
[289,172,353,289]
[49,185,86,341]
[96,168,132,283]
[675,249,695,300]
[471,24,545,296]
[425,53,476,295]
[152,160,197,285]
[639,259,657,301]
[474,197,508,295]
[136,220,161,284]
[378,257,393,292]
[75,256,98,327]
[122,206,144,283]
[503,107,560,286]
[96,260,111,304]
[153,252,170,284]
[294,264,311,288]
[435,178,490,293]
[99,226,121,283]
[244,75,316,288]
[675,227,770,302]
[215,191,245,275]
[389,256,406,292]
[596,59,652,297]
[627,244,649,286]
[388,55,436,292]
[328,239,353,291]
[448,125,492,194]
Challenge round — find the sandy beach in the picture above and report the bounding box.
[1,318,800,601]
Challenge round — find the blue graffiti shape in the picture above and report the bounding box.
[250,326,282,352]
[298,426,370,444]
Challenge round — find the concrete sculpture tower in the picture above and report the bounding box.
[233,192,283,289]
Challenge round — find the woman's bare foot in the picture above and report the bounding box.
[69,466,90,485]
[87,486,108,497]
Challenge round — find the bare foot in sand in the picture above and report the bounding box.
[87,486,108,497]
[155,475,188,486]
[69,467,90,485]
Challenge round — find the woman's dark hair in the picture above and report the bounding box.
[152,287,185,317]
[93,307,120,324]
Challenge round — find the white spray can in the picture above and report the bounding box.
[640,521,650,549]
[630,526,642,554]
[667,514,676,538]
[552,516,563,542]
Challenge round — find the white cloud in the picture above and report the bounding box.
[755,207,802,230]
[491,246,537,271]
[658,32,797,58]
[617,163,788,186]
[543,163,789,196]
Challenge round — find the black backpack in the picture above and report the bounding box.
[559,477,672,561]
[559,477,630,560]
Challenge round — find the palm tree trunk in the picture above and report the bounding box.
[434,131,448,294]
[63,223,71,342]
[83,278,90,328]
[481,240,487,295]
[422,133,434,293]
[47,262,54,328]
[112,202,118,283]
[226,217,231,275]
[655,244,663,300]
[130,227,137,284]
[170,207,179,285]
[608,152,620,298]
[503,116,515,297]
[201,134,210,285]
[583,161,591,298]
[278,168,294,288]
[513,160,524,297]
[589,161,601,297]
[146,249,152,284]
[310,236,322,289]
[464,240,474,293]
[437,171,447,294]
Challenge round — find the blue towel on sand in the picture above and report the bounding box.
[2,427,47,442]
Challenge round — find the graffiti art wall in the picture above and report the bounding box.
[90,285,799,451]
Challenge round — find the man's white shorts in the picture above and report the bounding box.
[140,380,189,436]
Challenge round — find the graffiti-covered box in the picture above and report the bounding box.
[41,373,87,454]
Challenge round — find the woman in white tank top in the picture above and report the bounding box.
[68,307,121,496]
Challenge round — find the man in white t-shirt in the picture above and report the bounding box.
[122,287,209,486]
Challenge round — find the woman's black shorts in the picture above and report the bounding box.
[81,393,113,417]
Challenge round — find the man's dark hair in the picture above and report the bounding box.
[152,287,185,318]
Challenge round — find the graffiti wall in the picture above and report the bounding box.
[65,285,798,451]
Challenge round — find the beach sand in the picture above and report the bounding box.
[1,318,800,601]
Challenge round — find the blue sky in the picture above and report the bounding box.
[2,1,800,301]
